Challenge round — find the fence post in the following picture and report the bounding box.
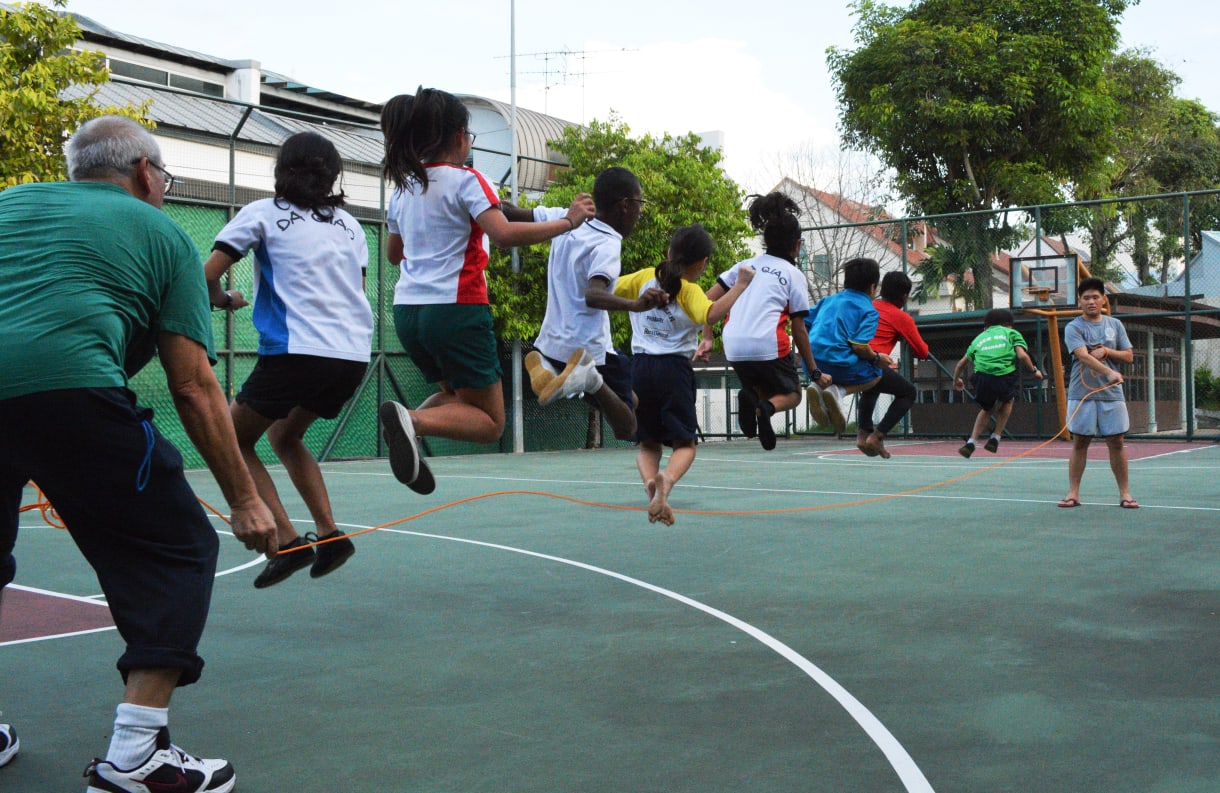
[1183,193,1194,440]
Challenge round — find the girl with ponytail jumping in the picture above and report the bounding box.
[614,224,754,524]
[706,193,830,451]
[378,87,594,494]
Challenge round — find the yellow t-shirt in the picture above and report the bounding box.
[614,267,714,355]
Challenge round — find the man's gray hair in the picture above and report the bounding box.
[66,115,161,182]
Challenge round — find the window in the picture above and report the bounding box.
[108,59,168,86]
[169,74,224,97]
[812,254,831,281]
[108,58,224,98]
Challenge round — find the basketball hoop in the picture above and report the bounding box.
[1022,286,1056,303]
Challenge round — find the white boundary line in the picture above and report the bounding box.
[372,523,936,793]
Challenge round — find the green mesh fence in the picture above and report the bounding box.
[141,202,633,467]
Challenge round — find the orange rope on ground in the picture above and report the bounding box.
[20,383,1118,555]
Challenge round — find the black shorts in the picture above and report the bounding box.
[236,354,368,420]
[0,387,217,685]
[971,371,1019,411]
[631,354,698,446]
[731,355,800,400]
[545,350,634,409]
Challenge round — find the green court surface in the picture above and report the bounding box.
[2,437,1217,792]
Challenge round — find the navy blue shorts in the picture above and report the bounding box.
[0,387,217,686]
[631,354,698,446]
[971,371,1019,410]
[730,355,800,399]
[236,354,367,420]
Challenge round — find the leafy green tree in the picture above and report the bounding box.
[485,115,754,348]
[1,0,148,189]
[828,0,1130,306]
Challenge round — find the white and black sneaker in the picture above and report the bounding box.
[84,727,234,793]
[0,719,18,768]
[379,400,435,494]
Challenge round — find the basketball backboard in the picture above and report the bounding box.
[1010,254,1078,309]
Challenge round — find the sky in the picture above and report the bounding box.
[61,0,1220,193]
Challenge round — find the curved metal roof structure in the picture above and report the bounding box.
[459,95,576,194]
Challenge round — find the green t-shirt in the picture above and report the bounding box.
[965,325,1027,376]
[0,181,213,400]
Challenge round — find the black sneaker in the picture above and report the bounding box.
[756,399,777,451]
[310,530,355,579]
[253,536,315,589]
[84,727,234,793]
[958,442,975,459]
[0,720,17,768]
[737,389,758,438]
[984,437,999,453]
[380,400,436,494]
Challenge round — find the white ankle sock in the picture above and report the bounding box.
[106,703,167,768]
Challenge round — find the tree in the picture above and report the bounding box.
[761,146,903,302]
[484,115,754,348]
[1,0,148,189]
[828,0,1130,306]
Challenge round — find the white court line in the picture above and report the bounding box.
[428,473,1216,511]
[371,523,937,793]
[1132,444,1220,462]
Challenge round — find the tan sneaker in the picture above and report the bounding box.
[525,350,556,398]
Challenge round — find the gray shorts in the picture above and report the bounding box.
[1067,398,1130,437]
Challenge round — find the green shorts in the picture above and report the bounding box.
[393,303,502,390]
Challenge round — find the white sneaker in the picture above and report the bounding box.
[0,720,17,768]
[84,727,234,793]
[805,384,830,427]
[379,401,435,494]
[538,350,602,405]
[822,385,847,435]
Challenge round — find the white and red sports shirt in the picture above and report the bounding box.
[386,163,500,305]
[717,253,810,362]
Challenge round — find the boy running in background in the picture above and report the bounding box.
[952,308,1042,458]
[615,224,754,524]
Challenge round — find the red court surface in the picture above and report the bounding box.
[0,585,114,644]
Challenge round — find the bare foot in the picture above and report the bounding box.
[647,472,675,526]
[644,478,657,501]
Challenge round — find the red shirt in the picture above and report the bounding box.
[870,299,929,359]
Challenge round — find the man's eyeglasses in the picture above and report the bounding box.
[623,197,647,206]
[130,157,175,194]
[465,130,477,145]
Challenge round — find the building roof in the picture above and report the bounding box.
[1124,230,1220,298]
[70,81,385,165]
[458,95,574,192]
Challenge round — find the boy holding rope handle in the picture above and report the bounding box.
[1057,277,1138,509]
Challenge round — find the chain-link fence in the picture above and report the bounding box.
[129,89,1219,468]
[795,190,1220,442]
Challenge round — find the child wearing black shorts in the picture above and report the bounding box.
[204,131,374,588]
[952,308,1043,458]
[615,224,753,524]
